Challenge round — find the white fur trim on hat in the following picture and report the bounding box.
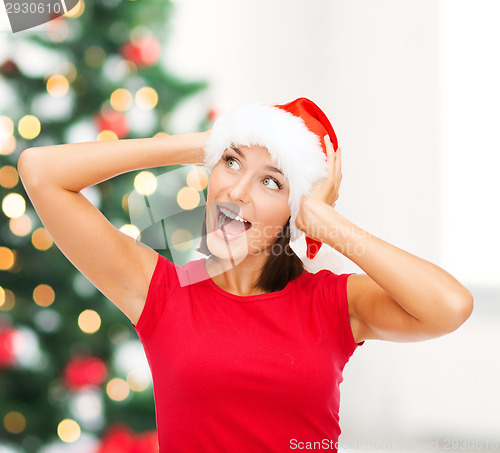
[203,101,328,242]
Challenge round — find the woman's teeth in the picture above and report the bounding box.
[217,206,251,230]
[220,207,247,223]
[217,211,225,230]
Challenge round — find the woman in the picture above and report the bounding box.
[18,97,473,452]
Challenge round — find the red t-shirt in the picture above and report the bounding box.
[133,253,364,452]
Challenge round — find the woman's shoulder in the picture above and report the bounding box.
[294,266,350,291]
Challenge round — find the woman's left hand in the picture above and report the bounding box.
[295,135,342,235]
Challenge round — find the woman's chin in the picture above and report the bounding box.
[205,232,250,264]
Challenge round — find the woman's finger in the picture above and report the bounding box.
[334,146,342,176]
[324,136,336,175]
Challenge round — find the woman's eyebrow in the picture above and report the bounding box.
[229,145,283,176]
[264,165,283,175]
[229,145,245,158]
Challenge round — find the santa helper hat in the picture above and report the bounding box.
[203,97,339,260]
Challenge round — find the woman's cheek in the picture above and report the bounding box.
[247,223,279,247]
[260,223,281,242]
[246,225,266,247]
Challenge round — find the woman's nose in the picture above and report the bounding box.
[228,174,252,203]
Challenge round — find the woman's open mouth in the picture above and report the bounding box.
[213,204,252,241]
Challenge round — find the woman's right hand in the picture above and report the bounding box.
[203,128,213,141]
[197,128,212,164]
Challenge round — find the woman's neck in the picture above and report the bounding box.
[205,254,268,296]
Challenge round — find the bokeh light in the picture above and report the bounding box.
[10,214,32,237]
[0,116,14,138]
[171,229,194,251]
[177,186,200,210]
[0,247,15,271]
[134,171,157,195]
[97,130,119,141]
[115,59,137,78]
[121,193,129,213]
[62,62,78,83]
[0,116,15,156]
[57,419,81,443]
[72,391,102,423]
[18,115,41,140]
[4,411,26,434]
[84,46,106,68]
[2,193,26,218]
[32,228,53,250]
[0,288,15,311]
[135,87,158,110]
[186,167,209,191]
[46,74,69,97]
[106,378,130,401]
[34,309,61,333]
[126,369,150,392]
[78,310,101,334]
[119,224,140,240]
[33,284,55,307]
[110,88,133,112]
[64,0,85,18]
[0,136,16,156]
[0,165,19,188]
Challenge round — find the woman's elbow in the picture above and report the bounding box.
[459,290,474,322]
[18,148,44,186]
[450,290,474,331]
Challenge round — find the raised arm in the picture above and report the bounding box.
[17,131,209,325]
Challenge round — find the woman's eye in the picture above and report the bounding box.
[263,177,280,190]
[223,156,281,190]
[226,157,240,170]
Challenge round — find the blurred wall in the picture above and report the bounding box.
[439,0,500,288]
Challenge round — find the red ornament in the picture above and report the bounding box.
[49,10,63,22]
[63,356,107,390]
[0,59,20,78]
[95,108,129,138]
[208,107,219,122]
[137,36,161,67]
[0,328,18,368]
[134,431,160,452]
[119,37,161,68]
[97,423,159,453]
[120,42,142,65]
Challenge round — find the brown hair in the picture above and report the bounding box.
[195,210,305,293]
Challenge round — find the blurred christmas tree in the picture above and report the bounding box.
[0,1,214,451]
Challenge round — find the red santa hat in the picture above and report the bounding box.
[203,97,339,260]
